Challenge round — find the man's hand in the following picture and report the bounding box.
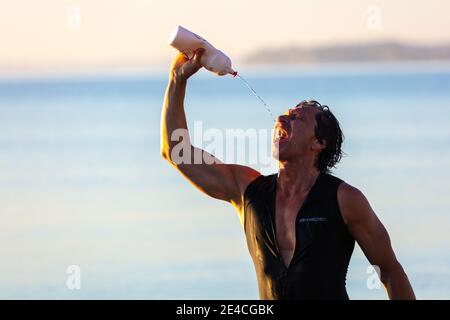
[170,48,205,82]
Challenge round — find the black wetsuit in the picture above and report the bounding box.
[243,172,355,300]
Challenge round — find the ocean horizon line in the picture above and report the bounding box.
[2,60,450,84]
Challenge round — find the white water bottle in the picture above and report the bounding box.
[167,25,237,77]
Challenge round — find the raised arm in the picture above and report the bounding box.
[160,49,260,218]
[338,183,416,300]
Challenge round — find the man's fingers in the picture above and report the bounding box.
[191,48,205,67]
[177,52,189,62]
[170,48,205,79]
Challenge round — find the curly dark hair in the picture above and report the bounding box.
[297,100,344,173]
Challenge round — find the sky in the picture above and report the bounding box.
[2,0,450,75]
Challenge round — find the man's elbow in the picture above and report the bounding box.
[161,149,169,161]
[161,142,192,165]
[161,147,182,166]
[161,149,175,165]
[160,140,173,162]
[161,143,175,162]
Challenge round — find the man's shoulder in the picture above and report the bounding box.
[241,171,273,194]
[322,173,366,209]
[228,165,263,197]
[337,181,371,224]
[338,179,367,197]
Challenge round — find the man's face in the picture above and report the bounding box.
[272,104,323,161]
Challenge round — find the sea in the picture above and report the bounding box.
[1,62,449,299]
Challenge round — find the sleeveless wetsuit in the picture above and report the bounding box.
[243,172,355,300]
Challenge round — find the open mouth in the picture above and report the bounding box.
[275,125,289,144]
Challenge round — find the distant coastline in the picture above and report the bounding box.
[243,41,450,65]
[3,42,450,80]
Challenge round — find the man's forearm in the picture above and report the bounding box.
[383,266,416,300]
[160,75,191,158]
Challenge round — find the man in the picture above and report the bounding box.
[160,48,416,300]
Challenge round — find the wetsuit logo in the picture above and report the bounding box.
[298,217,328,223]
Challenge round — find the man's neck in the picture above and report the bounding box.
[277,158,320,198]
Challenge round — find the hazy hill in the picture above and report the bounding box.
[243,41,450,64]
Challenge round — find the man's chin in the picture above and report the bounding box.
[272,148,288,162]
[272,142,288,161]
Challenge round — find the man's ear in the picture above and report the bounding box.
[311,138,326,152]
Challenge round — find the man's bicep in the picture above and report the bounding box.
[338,184,399,271]
[173,146,260,204]
[351,210,397,270]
